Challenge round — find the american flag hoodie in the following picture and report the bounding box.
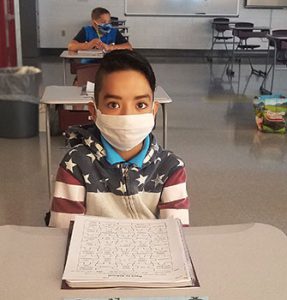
[48,124,190,228]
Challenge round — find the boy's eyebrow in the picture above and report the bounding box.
[103,94,152,100]
[103,94,122,100]
[134,94,152,100]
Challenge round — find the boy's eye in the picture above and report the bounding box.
[107,102,120,109]
[136,102,148,109]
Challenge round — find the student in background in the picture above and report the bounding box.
[48,50,189,229]
[68,7,132,55]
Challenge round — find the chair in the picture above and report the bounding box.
[58,63,100,131]
[233,22,267,77]
[210,18,233,58]
[260,29,287,94]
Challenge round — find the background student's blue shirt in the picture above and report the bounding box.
[101,135,150,168]
[81,26,117,64]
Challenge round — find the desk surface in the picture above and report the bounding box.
[1,223,287,300]
[40,85,172,105]
[267,34,287,41]
[60,50,105,59]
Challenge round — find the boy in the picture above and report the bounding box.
[68,7,132,56]
[48,50,190,228]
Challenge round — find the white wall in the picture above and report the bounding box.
[38,0,287,49]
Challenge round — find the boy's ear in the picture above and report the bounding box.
[153,101,160,117]
[88,102,97,122]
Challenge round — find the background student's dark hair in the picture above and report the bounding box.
[91,7,110,20]
[94,50,156,105]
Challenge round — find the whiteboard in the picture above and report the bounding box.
[125,0,239,16]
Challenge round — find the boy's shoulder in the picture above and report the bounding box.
[159,149,185,167]
[149,147,186,179]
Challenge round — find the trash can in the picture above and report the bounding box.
[0,66,42,138]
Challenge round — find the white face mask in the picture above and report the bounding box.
[95,107,155,151]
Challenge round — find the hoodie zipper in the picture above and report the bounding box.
[122,164,129,195]
[121,164,137,218]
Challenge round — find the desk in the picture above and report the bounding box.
[210,21,237,57]
[41,85,172,199]
[261,34,287,94]
[60,50,105,85]
[228,26,270,77]
[1,223,287,300]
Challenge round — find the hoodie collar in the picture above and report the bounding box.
[101,135,150,168]
[66,124,159,167]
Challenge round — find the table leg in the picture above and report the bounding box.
[63,58,66,85]
[270,44,277,94]
[227,34,235,77]
[45,104,53,200]
[162,104,167,149]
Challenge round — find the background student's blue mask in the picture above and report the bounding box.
[98,23,112,34]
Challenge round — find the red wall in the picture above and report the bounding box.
[0,0,17,67]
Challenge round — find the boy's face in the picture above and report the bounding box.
[95,70,159,116]
[93,13,111,27]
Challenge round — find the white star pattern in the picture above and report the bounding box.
[136,174,148,186]
[152,174,165,187]
[96,151,104,160]
[116,181,126,194]
[68,132,77,140]
[84,174,91,184]
[84,137,93,147]
[177,159,184,167]
[86,153,95,162]
[69,149,77,155]
[99,178,109,183]
[153,144,159,151]
[65,158,77,173]
[99,178,109,188]
[95,143,104,152]
[154,157,162,164]
[143,148,154,164]
[131,167,138,172]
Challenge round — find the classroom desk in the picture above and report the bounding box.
[261,34,287,94]
[210,21,237,55]
[41,85,172,199]
[227,26,270,77]
[60,50,105,85]
[1,223,286,300]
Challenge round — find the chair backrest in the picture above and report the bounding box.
[111,16,119,26]
[270,29,287,49]
[76,63,100,86]
[213,18,230,32]
[234,22,254,39]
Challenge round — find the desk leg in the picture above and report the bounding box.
[270,45,277,94]
[45,104,53,201]
[227,35,235,77]
[162,104,167,149]
[63,58,66,85]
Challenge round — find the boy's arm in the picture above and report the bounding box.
[158,167,190,226]
[102,30,132,51]
[48,165,86,228]
[68,39,103,51]
[67,27,103,51]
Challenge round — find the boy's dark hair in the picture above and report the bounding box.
[94,50,156,105]
[91,7,110,20]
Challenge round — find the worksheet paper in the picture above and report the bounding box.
[62,216,198,288]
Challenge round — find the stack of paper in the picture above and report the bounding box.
[62,216,199,289]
